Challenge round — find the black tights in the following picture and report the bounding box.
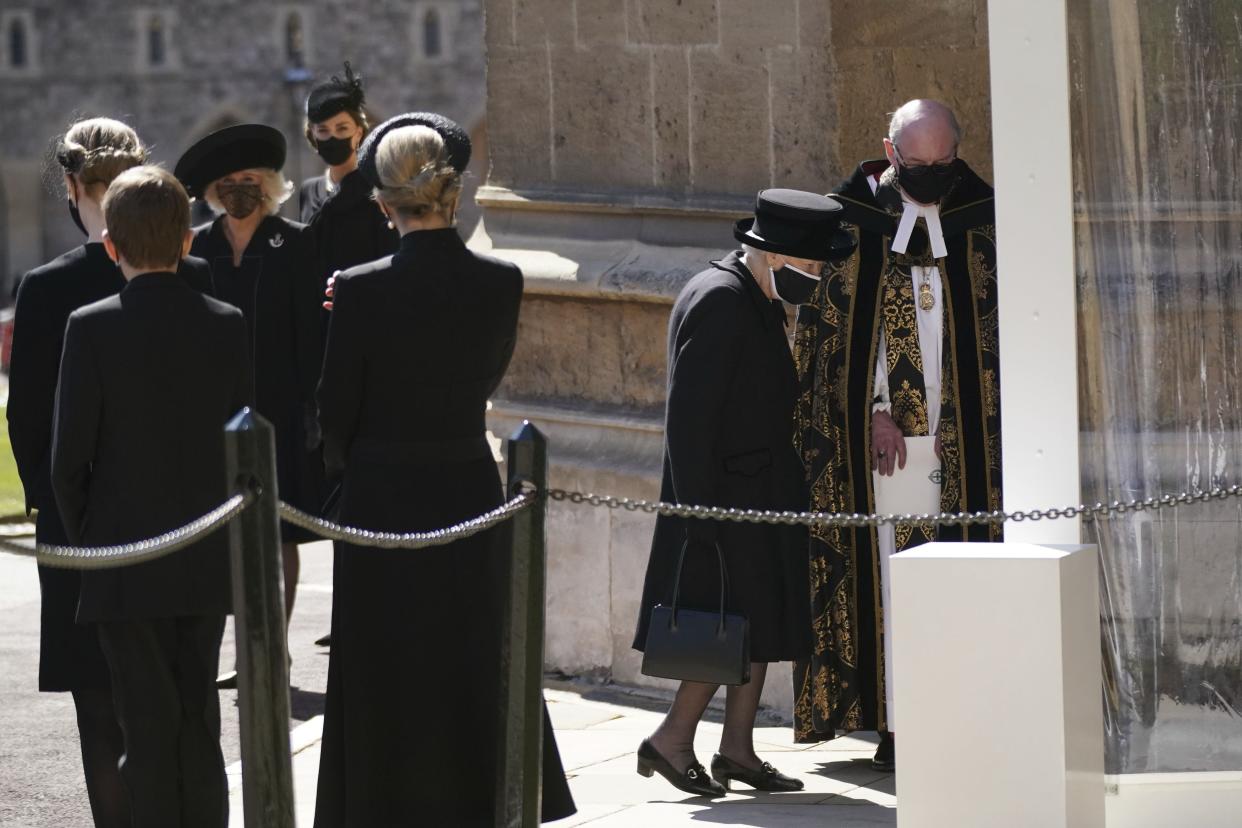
[72,687,130,828]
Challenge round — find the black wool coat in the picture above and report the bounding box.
[190,214,324,517]
[299,170,399,286]
[313,228,575,827]
[51,273,251,623]
[7,244,215,689]
[633,251,812,664]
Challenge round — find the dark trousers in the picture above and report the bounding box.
[97,615,228,828]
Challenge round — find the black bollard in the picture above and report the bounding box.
[224,409,294,828]
[497,421,549,827]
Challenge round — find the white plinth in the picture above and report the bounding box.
[890,542,1105,828]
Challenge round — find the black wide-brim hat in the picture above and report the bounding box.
[174,124,287,199]
[733,189,856,262]
[357,112,471,189]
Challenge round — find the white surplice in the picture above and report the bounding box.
[868,175,945,730]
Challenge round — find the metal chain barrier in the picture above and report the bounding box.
[542,483,1242,527]
[276,488,535,549]
[0,492,254,570]
[3,481,1239,568]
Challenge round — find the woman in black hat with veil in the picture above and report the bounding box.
[298,62,399,649]
[298,61,398,281]
[175,125,323,676]
[631,189,856,797]
[313,112,575,826]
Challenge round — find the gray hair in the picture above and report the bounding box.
[887,99,962,149]
[203,168,293,216]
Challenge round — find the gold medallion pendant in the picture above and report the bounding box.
[919,280,936,311]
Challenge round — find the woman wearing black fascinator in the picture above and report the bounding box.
[299,61,398,291]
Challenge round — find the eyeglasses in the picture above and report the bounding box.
[893,145,956,177]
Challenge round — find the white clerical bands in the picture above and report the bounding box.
[891,201,948,259]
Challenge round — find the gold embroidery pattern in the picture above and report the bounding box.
[793,183,1002,742]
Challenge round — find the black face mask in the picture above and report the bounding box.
[771,264,821,305]
[68,201,88,237]
[216,183,264,220]
[896,160,958,205]
[316,135,355,167]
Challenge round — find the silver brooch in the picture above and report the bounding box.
[269,233,284,249]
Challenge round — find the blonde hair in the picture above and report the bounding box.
[373,125,461,219]
[203,168,294,217]
[57,117,148,199]
[102,166,190,270]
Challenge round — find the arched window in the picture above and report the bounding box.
[423,9,441,59]
[147,15,166,67]
[285,12,304,67]
[7,18,26,68]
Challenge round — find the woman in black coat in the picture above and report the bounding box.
[175,125,324,648]
[313,113,575,827]
[297,63,399,649]
[6,116,148,828]
[297,62,398,278]
[631,190,856,797]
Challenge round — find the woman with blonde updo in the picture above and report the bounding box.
[313,114,575,826]
[7,116,148,828]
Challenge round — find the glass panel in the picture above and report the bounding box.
[424,9,441,58]
[1069,0,1242,774]
[8,19,27,68]
[148,16,165,67]
[286,12,304,67]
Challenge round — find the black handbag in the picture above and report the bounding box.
[641,541,751,686]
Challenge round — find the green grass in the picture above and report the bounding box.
[0,407,28,518]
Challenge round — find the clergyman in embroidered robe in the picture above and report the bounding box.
[791,100,1003,752]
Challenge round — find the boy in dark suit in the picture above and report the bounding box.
[52,165,251,828]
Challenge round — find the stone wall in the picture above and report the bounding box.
[476,0,994,718]
[0,0,488,290]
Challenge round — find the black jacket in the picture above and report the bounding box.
[190,214,324,513]
[633,251,810,663]
[51,273,251,622]
[8,244,213,534]
[312,229,575,825]
[300,170,399,286]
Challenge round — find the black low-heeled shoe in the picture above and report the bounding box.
[636,739,726,798]
[710,754,804,792]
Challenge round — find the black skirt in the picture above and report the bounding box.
[35,510,111,692]
[313,454,575,826]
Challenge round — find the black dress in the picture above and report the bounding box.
[7,245,220,689]
[190,215,324,540]
[8,243,124,691]
[299,170,398,284]
[633,252,811,664]
[313,229,575,827]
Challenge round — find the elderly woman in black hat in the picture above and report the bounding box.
[312,112,575,826]
[298,61,398,283]
[632,190,856,797]
[175,124,323,676]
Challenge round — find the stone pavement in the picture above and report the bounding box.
[230,685,896,827]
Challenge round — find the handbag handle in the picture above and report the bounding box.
[667,539,729,636]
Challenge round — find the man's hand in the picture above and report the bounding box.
[872,410,906,476]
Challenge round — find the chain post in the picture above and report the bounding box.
[497,421,548,828]
[224,408,294,828]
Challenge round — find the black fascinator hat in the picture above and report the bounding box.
[356,112,472,189]
[306,61,366,123]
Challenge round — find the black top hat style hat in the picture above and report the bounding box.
[306,61,366,123]
[356,112,472,189]
[733,189,856,262]
[174,124,287,199]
